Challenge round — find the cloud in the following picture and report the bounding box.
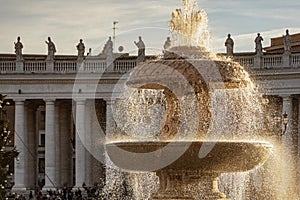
[0,0,177,54]
[0,0,299,55]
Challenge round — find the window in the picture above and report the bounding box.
[40,111,45,122]
[39,130,45,147]
[39,158,45,173]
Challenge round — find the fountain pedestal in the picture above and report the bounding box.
[151,170,229,200]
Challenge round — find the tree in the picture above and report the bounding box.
[0,94,19,198]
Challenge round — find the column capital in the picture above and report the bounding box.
[74,98,86,104]
[104,98,116,105]
[44,98,56,103]
[280,95,292,101]
[13,98,26,103]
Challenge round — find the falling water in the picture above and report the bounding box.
[109,78,271,199]
[102,0,298,199]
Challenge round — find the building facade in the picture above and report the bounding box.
[0,34,300,194]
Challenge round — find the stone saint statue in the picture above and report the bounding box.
[87,48,92,56]
[14,36,23,61]
[45,37,56,60]
[164,37,172,50]
[255,33,264,55]
[102,36,113,57]
[76,39,85,59]
[134,36,145,61]
[225,34,234,56]
[283,29,292,53]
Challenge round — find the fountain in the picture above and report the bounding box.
[106,0,272,199]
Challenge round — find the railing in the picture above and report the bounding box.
[291,53,300,67]
[0,61,16,73]
[263,55,282,68]
[114,60,137,73]
[54,61,77,73]
[83,60,107,73]
[0,53,299,74]
[24,61,46,72]
[234,56,254,68]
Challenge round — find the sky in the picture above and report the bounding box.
[0,0,300,55]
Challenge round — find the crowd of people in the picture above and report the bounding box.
[6,184,102,200]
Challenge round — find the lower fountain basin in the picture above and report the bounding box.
[106,141,272,173]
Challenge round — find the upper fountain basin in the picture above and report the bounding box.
[106,140,272,173]
[127,46,250,91]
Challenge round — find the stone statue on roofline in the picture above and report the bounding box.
[14,36,23,61]
[225,34,234,56]
[164,37,172,51]
[134,36,145,61]
[45,37,56,61]
[87,48,92,56]
[283,29,292,53]
[76,39,85,60]
[255,33,263,56]
[102,36,113,57]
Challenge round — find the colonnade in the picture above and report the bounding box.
[11,98,109,191]
[9,95,300,193]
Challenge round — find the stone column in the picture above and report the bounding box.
[281,95,296,195]
[85,100,93,186]
[298,97,300,192]
[105,100,116,136]
[26,103,37,189]
[44,99,57,189]
[74,99,86,188]
[13,99,27,191]
[105,99,124,192]
[60,103,73,187]
[55,102,61,187]
[90,100,106,185]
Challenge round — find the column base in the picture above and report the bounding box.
[42,186,57,191]
[12,186,27,192]
[72,186,84,191]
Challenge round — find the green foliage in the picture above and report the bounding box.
[0,94,19,199]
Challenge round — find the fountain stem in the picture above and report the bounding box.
[151,170,229,200]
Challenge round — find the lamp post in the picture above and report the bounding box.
[273,112,289,136]
[282,112,289,135]
[113,21,118,51]
[261,96,289,137]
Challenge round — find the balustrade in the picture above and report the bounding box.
[234,56,254,68]
[0,61,16,73]
[54,61,77,73]
[0,53,299,74]
[263,55,282,68]
[83,60,107,73]
[114,60,137,73]
[291,53,300,67]
[24,61,46,72]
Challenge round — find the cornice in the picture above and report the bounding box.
[0,79,120,85]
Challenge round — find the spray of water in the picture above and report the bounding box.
[170,0,210,48]
[101,0,298,199]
